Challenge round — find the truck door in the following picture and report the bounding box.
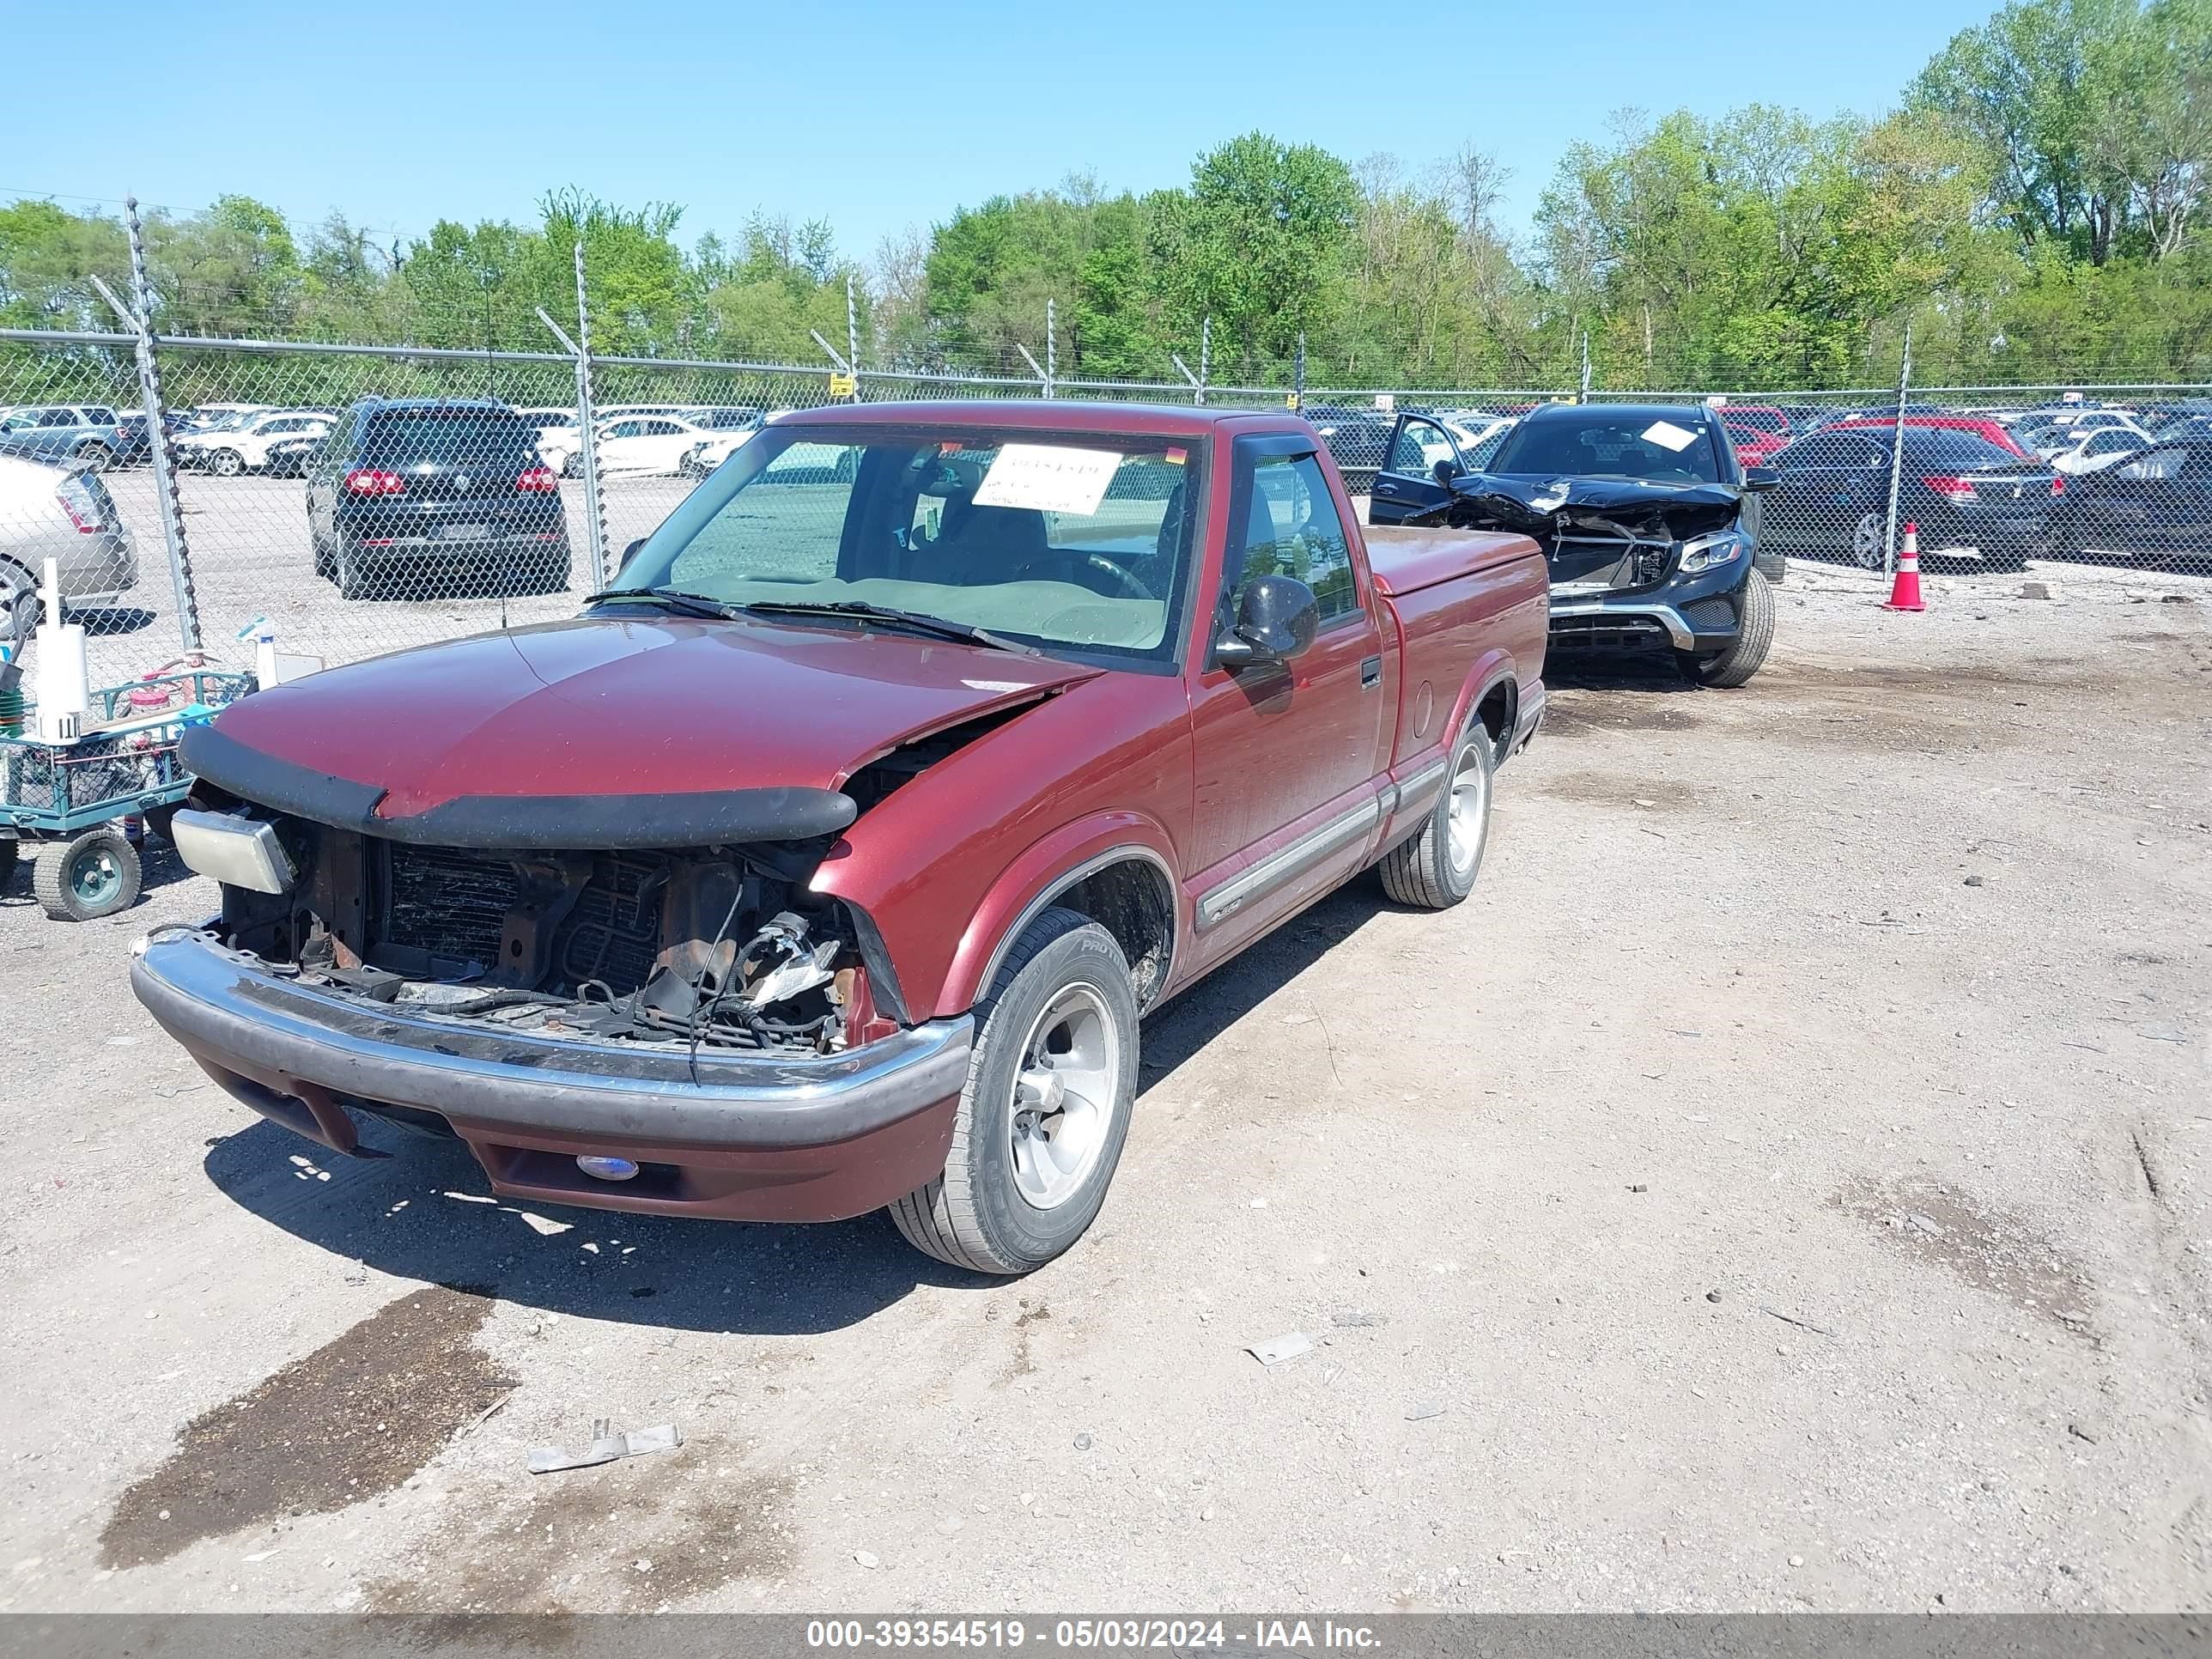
[1369,415,1468,526]
[1184,434,1390,969]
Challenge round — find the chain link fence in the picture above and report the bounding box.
[5,295,2209,699]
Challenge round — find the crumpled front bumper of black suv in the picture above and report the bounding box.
[1547,533,1782,653]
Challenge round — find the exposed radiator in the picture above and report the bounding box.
[380,843,518,973]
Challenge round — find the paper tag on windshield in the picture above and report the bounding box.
[975,444,1121,515]
[1640,420,1698,452]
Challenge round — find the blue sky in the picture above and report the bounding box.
[6,0,1996,263]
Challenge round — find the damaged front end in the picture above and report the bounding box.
[1430,473,1747,592]
[132,784,976,1220]
[175,801,893,1060]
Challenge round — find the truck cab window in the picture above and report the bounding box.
[1227,453,1358,626]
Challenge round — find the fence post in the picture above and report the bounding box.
[114,197,202,658]
[1292,332,1305,410]
[846,275,862,402]
[1199,314,1210,407]
[571,241,611,587]
[1045,299,1056,398]
[1016,340,1050,397]
[1881,323,1912,581]
[1578,330,1593,403]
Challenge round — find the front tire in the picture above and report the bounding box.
[889,907,1138,1275]
[210,449,245,477]
[1377,720,1493,909]
[76,442,113,473]
[1676,568,1776,689]
[35,828,142,921]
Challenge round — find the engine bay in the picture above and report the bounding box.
[208,814,878,1056]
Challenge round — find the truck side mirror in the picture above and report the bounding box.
[1741,465,1780,492]
[1432,458,1458,486]
[1213,574,1320,670]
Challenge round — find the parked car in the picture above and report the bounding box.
[678,423,764,477]
[173,409,336,476]
[1370,402,1779,687]
[2050,426,2151,476]
[0,405,126,471]
[259,433,325,478]
[1828,413,2031,458]
[1711,404,1794,465]
[2056,440,2212,564]
[536,404,707,476]
[1759,424,2062,570]
[2013,407,2148,459]
[514,406,579,471]
[302,398,571,599]
[586,414,723,478]
[134,399,1547,1273]
[1301,407,1399,492]
[0,441,139,644]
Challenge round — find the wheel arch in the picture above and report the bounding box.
[945,821,1182,1020]
[1448,653,1522,769]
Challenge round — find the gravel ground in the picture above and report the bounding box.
[1,561,2207,1615]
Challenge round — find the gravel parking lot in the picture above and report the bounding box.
[2,560,2207,1614]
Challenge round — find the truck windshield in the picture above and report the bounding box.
[613,424,1203,668]
[1489,414,1723,484]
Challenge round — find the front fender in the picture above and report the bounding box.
[938,811,1183,1018]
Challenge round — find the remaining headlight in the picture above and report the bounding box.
[1680,530,1746,573]
[170,809,295,895]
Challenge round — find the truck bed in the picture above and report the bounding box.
[1363,524,1543,596]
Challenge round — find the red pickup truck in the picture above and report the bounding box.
[132,402,1547,1273]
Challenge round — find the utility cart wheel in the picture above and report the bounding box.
[34,828,143,921]
[0,838,18,888]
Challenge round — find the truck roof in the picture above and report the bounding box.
[778,399,1305,440]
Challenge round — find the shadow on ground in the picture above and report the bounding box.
[201,880,1396,1335]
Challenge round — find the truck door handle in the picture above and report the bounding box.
[1360,655,1382,689]
[1375,481,1400,495]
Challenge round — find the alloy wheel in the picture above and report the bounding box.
[1007,982,1121,1211]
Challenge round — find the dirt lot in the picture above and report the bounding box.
[2,564,2207,1614]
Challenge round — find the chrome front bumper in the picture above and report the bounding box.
[129,925,972,1152]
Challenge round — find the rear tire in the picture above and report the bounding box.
[1850,513,1887,570]
[34,829,142,921]
[0,839,18,888]
[1676,568,1775,689]
[334,538,373,600]
[75,442,113,473]
[889,907,1138,1275]
[516,544,572,595]
[210,449,244,477]
[1377,720,1493,909]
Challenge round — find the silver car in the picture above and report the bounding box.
[0,443,139,644]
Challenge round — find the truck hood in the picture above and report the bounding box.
[1447,474,1746,543]
[186,615,1096,847]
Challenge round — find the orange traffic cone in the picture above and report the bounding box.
[1883,520,1925,612]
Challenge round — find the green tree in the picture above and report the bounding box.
[1151,133,1361,376]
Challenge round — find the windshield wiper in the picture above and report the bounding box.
[734,599,1041,656]
[584,585,744,620]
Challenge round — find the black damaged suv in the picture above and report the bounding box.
[1370,402,1781,687]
